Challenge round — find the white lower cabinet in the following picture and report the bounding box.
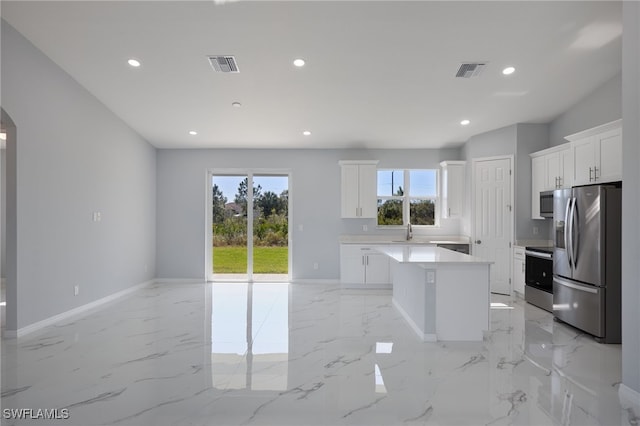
[340,244,391,288]
[512,246,526,297]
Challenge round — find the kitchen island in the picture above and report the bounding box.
[376,245,492,342]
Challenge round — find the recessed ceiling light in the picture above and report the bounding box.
[502,66,516,75]
[127,58,141,67]
[303,130,311,136]
[293,58,306,67]
[0,132,6,140]
[232,102,242,108]
[460,120,470,126]
[189,130,198,135]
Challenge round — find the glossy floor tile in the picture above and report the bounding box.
[1,282,638,425]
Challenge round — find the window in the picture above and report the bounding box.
[377,169,438,226]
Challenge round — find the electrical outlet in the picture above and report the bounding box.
[533,226,539,235]
[362,224,368,232]
[313,262,319,270]
[74,285,79,296]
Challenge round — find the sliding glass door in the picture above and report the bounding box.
[210,172,289,282]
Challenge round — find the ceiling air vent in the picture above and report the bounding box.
[455,62,487,78]
[208,55,239,73]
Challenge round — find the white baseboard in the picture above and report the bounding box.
[155,278,206,284]
[3,280,154,339]
[392,298,437,342]
[292,279,340,285]
[619,384,640,408]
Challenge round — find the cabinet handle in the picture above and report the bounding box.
[522,263,525,273]
[448,207,451,216]
[366,256,369,266]
[589,167,593,182]
[594,166,599,180]
[362,256,365,266]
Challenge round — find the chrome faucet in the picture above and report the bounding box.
[406,222,413,241]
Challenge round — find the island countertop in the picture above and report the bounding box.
[375,245,492,265]
[339,235,470,245]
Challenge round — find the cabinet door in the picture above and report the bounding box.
[341,165,360,218]
[364,253,390,284]
[573,137,596,185]
[442,164,465,218]
[531,156,545,219]
[358,164,378,218]
[340,245,365,284]
[559,147,573,188]
[545,152,561,190]
[512,247,526,295]
[596,128,622,183]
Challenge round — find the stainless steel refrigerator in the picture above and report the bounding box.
[552,184,622,343]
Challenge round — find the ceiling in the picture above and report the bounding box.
[1,1,622,150]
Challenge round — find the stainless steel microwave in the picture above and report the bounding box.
[540,190,554,218]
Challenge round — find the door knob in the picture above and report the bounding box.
[475,240,482,244]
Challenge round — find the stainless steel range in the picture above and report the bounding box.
[524,246,553,312]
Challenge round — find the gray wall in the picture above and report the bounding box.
[156,148,461,280]
[1,148,5,280]
[1,22,157,330]
[621,1,640,398]
[549,73,622,147]
[515,124,551,240]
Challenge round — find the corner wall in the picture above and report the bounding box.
[1,21,157,330]
[621,1,640,398]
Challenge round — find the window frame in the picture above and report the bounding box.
[376,168,440,227]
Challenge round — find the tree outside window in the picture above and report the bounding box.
[377,169,438,226]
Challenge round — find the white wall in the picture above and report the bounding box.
[1,21,157,331]
[621,1,640,398]
[156,148,461,280]
[549,73,622,147]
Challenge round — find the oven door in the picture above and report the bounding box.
[525,250,553,293]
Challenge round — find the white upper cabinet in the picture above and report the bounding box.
[440,161,466,218]
[530,144,572,219]
[531,155,546,219]
[339,160,378,218]
[565,119,622,186]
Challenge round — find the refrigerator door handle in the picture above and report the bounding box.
[554,276,599,294]
[572,197,579,269]
[564,197,573,269]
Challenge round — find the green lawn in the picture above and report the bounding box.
[213,246,288,273]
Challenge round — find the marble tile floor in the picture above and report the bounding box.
[1,281,638,426]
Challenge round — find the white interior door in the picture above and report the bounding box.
[473,157,512,295]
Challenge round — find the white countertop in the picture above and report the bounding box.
[376,245,492,265]
[339,235,470,245]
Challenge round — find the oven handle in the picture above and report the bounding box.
[525,250,553,259]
